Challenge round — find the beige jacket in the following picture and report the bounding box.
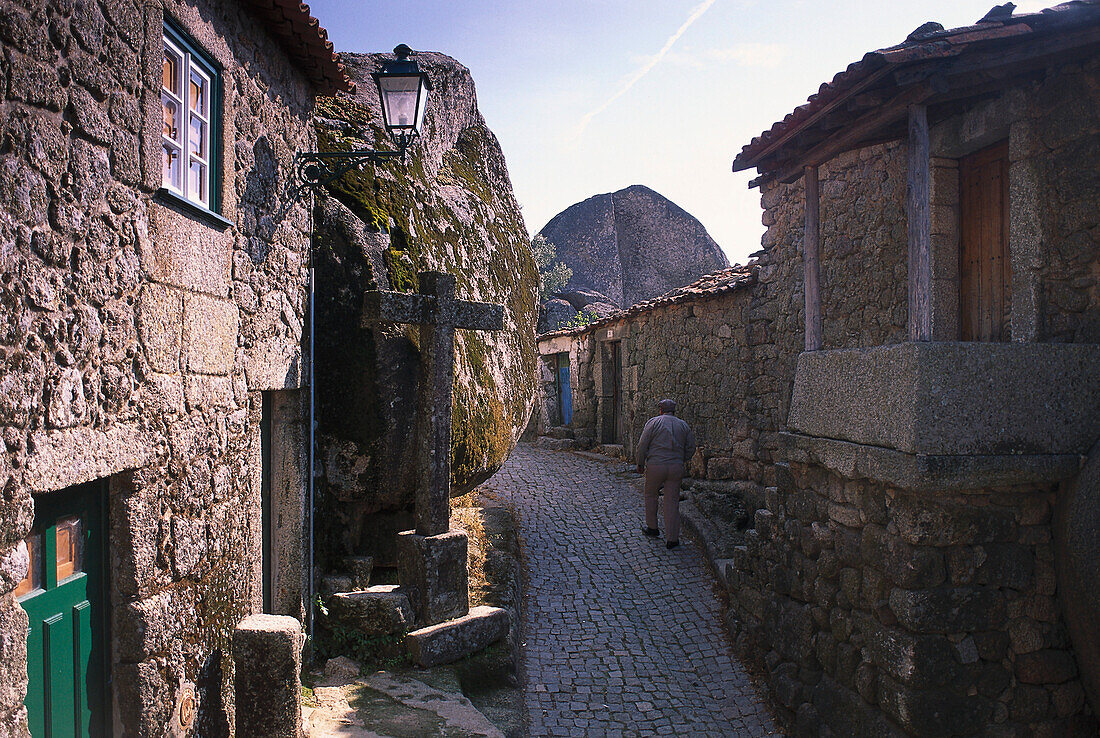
[636,414,696,466]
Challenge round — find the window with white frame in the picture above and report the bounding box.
[161,24,217,210]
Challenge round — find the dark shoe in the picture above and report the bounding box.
[666,540,680,549]
[642,526,660,538]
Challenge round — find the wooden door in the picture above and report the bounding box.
[959,141,1011,341]
[19,481,107,737]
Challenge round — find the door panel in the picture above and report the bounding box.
[959,141,1011,342]
[19,481,106,738]
[557,354,572,426]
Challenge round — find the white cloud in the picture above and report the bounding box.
[569,0,720,141]
[632,43,788,70]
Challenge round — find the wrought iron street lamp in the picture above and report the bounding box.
[295,44,432,192]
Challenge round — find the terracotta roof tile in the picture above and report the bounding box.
[242,0,353,95]
[539,264,757,339]
[733,1,1100,175]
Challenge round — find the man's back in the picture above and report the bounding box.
[637,414,696,466]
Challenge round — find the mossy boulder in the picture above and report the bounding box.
[313,51,538,559]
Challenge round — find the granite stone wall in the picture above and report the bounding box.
[0,0,315,734]
[542,60,1099,735]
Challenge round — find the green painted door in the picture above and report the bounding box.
[18,481,107,738]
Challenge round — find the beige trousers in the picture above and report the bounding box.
[643,463,683,541]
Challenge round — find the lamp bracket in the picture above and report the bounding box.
[293,148,404,196]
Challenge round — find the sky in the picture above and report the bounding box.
[305,0,1054,265]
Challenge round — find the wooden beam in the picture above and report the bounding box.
[907,103,932,341]
[774,84,933,183]
[803,165,822,351]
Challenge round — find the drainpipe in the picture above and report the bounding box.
[306,189,316,652]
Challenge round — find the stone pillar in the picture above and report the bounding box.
[233,614,304,738]
[397,529,469,625]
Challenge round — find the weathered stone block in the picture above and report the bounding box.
[859,615,960,688]
[861,524,945,589]
[891,494,1015,547]
[329,585,413,637]
[0,596,29,713]
[1016,650,1078,685]
[182,294,239,376]
[233,614,304,738]
[888,586,1006,634]
[345,556,374,589]
[113,660,169,738]
[146,205,232,296]
[404,605,508,668]
[397,529,469,626]
[877,673,988,737]
[137,283,184,374]
[183,374,236,409]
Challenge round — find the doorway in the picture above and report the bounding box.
[18,480,108,737]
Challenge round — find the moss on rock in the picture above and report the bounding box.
[313,51,538,550]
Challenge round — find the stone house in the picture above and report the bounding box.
[537,3,1100,734]
[0,0,350,734]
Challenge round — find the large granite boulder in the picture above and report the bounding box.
[313,50,538,559]
[537,184,728,314]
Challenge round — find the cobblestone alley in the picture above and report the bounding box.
[481,444,781,736]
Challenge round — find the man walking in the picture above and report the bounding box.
[636,398,696,549]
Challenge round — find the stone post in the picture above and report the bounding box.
[233,614,304,738]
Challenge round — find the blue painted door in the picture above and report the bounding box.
[557,354,572,425]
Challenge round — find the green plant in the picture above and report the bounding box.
[560,310,600,330]
[531,234,572,302]
[313,595,411,669]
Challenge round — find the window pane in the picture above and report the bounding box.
[189,160,206,205]
[162,93,180,142]
[189,68,207,115]
[55,517,82,582]
[14,532,41,599]
[188,113,205,157]
[163,144,180,190]
[163,47,179,93]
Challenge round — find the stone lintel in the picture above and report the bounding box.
[233,614,304,738]
[404,605,509,668]
[778,431,1082,492]
[24,423,159,493]
[396,529,469,626]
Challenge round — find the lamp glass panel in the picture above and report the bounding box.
[379,75,422,130]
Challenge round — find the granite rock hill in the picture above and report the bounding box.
[537,184,728,332]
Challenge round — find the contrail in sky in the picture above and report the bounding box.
[570,0,719,140]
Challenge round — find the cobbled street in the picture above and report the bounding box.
[480,443,781,737]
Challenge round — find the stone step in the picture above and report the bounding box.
[536,436,575,451]
[404,606,509,668]
[546,425,575,439]
[345,555,374,589]
[329,585,414,636]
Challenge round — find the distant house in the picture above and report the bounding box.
[0,0,349,733]
[537,2,1100,734]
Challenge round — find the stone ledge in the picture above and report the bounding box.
[778,432,1083,492]
[787,342,1100,456]
[404,605,509,668]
